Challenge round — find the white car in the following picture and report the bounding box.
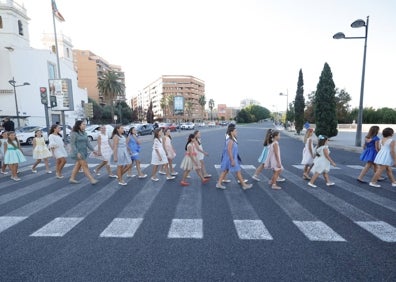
[85,124,114,141]
[16,127,48,145]
[180,122,195,130]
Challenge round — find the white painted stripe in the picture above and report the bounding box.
[30,217,83,237]
[240,165,256,169]
[346,165,364,169]
[293,221,346,242]
[356,221,396,242]
[168,219,203,239]
[293,164,340,170]
[214,164,221,169]
[0,216,27,233]
[100,218,143,238]
[234,220,273,240]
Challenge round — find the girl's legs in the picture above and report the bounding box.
[169,159,177,175]
[70,161,81,181]
[181,170,190,186]
[322,172,334,186]
[117,165,124,183]
[136,160,146,177]
[370,165,386,186]
[253,164,264,179]
[357,162,373,181]
[9,164,18,179]
[43,158,51,173]
[59,157,66,176]
[94,161,107,174]
[270,169,282,189]
[308,172,320,187]
[195,167,209,183]
[151,165,159,180]
[385,166,396,184]
[32,159,41,172]
[200,160,210,177]
[303,165,312,179]
[216,170,228,189]
[1,162,7,173]
[236,171,253,189]
[127,160,135,177]
[79,160,97,183]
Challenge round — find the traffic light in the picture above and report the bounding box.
[40,87,48,104]
[84,102,93,118]
[50,95,57,108]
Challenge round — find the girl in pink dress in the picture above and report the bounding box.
[162,129,178,176]
[264,131,283,190]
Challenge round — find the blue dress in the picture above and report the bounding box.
[115,135,132,166]
[4,142,26,164]
[127,134,141,161]
[360,135,379,162]
[220,138,241,173]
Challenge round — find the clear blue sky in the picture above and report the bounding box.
[22,0,396,110]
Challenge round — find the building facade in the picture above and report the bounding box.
[135,75,205,122]
[0,0,87,127]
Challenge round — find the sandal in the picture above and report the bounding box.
[271,184,282,190]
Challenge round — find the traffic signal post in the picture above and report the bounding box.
[40,87,51,130]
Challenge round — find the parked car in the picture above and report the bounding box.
[85,124,114,141]
[135,124,154,136]
[159,123,178,132]
[219,121,229,126]
[197,122,206,127]
[208,121,216,127]
[180,122,195,130]
[16,127,48,145]
[16,126,42,133]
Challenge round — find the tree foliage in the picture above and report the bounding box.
[294,69,305,134]
[236,105,271,123]
[208,98,215,120]
[146,100,154,123]
[97,71,125,121]
[314,63,338,138]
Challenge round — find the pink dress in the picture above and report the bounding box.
[163,136,176,160]
[180,143,200,170]
[264,141,283,171]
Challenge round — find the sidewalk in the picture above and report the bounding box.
[281,128,365,153]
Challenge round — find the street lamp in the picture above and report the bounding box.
[8,77,30,129]
[279,90,289,124]
[333,16,369,147]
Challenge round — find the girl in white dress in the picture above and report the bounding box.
[31,129,52,174]
[48,124,68,179]
[91,125,116,178]
[301,128,315,180]
[369,127,396,187]
[308,135,336,188]
[150,128,175,181]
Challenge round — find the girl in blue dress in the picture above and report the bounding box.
[357,126,380,183]
[3,131,26,181]
[216,127,252,190]
[126,127,147,179]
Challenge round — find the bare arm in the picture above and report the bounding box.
[227,140,235,166]
[308,139,314,158]
[113,136,119,162]
[390,140,396,165]
[324,148,336,166]
[273,142,282,168]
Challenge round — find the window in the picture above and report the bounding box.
[48,62,57,79]
[0,16,3,29]
[66,48,70,58]
[18,20,23,35]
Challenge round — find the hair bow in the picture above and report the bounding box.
[318,135,326,140]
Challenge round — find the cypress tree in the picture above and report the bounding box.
[314,63,338,138]
[294,69,305,134]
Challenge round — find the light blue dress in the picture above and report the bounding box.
[374,138,394,166]
[4,142,26,164]
[220,138,241,172]
[115,135,132,166]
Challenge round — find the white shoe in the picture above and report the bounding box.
[326,182,335,186]
[308,182,317,188]
[46,170,52,174]
[277,177,286,182]
[392,182,396,187]
[127,174,136,178]
[158,171,166,175]
[171,172,179,176]
[216,183,226,189]
[151,177,159,182]
[242,184,253,190]
[369,182,381,188]
[222,179,231,183]
[166,176,176,180]
[252,175,261,181]
[138,174,148,179]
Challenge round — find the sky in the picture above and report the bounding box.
[19,0,396,111]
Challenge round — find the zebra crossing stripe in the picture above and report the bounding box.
[241,166,345,242]
[282,170,396,242]
[100,178,165,238]
[292,164,340,170]
[215,165,273,240]
[0,216,27,233]
[31,185,119,237]
[168,219,203,239]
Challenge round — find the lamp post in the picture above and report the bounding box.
[333,16,369,147]
[8,77,30,129]
[279,90,289,124]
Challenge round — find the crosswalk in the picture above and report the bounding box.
[0,162,395,243]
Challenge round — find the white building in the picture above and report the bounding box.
[0,0,87,128]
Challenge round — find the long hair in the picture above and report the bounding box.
[112,125,122,138]
[49,124,59,135]
[185,134,195,151]
[72,120,84,133]
[263,129,273,146]
[366,126,379,139]
[153,128,162,141]
[304,128,314,144]
[193,130,200,145]
[7,132,19,148]
[267,130,279,145]
[128,127,135,136]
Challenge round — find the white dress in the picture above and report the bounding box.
[311,145,331,174]
[374,138,394,166]
[32,137,52,159]
[48,134,68,159]
[301,137,314,165]
[151,138,168,165]
[90,133,113,162]
[196,138,204,161]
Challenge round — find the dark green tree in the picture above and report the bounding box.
[335,88,352,123]
[246,105,271,121]
[146,100,154,123]
[235,108,252,123]
[304,91,315,123]
[314,63,338,138]
[89,98,103,124]
[294,69,305,134]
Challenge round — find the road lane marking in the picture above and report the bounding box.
[234,219,273,240]
[100,218,143,238]
[168,219,203,239]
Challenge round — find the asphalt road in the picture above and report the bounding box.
[0,122,395,281]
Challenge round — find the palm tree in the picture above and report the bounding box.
[198,95,206,121]
[160,96,167,121]
[166,94,174,118]
[185,101,193,120]
[97,71,125,123]
[208,98,215,120]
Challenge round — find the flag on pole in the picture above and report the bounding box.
[52,0,65,22]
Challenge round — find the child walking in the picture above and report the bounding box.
[48,124,68,179]
[216,127,253,190]
[194,130,211,178]
[180,134,210,186]
[162,128,178,176]
[252,129,273,181]
[357,125,380,183]
[126,127,147,179]
[0,131,8,175]
[264,130,284,190]
[308,135,336,188]
[31,129,52,174]
[112,125,132,186]
[3,131,26,181]
[150,128,175,182]
[301,128,315,180]
[369,127,396,188]
[91,125,117,178]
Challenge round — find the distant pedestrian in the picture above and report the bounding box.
[126,127,147,179]
[150,128,175,181]
[31,129,52,174]
[48,124,67,179]
[112,125,132,186]
[369,127,396,188]
[301,128,315,180]
[3,117,15,131]
[3,131,26,181]
[308,135,336,188]
[264,130,284,190]
[162,128,178,176]
[69,120,99,185]
[91,125,117,178]
[0,131,9,174]
[357,125,381,183]
[180,134,210,186]
[216,127,252,190]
